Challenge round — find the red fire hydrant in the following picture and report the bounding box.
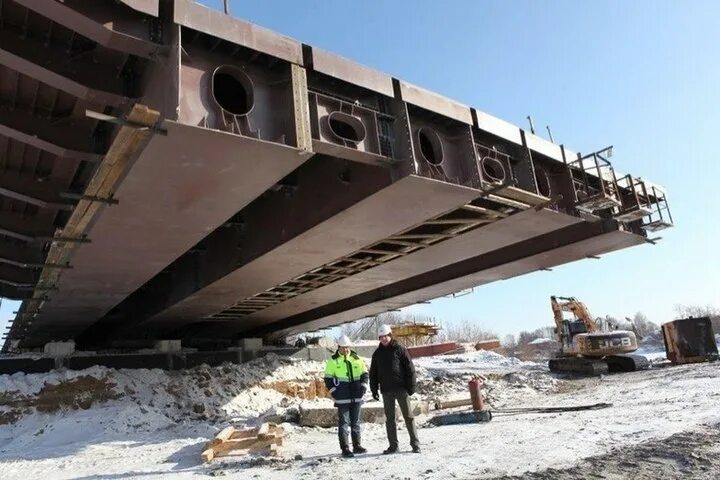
[468,376,485,411]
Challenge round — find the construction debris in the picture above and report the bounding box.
[429,409,492,426]
[475,339,502,350]
[662,317,719,364]
[201,422,284,463]
[391,322,441,347]
[298,401,431,427]
[433,396,474,410]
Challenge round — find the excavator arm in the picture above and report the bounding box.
[551,296,598,333]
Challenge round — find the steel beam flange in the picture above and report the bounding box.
[35,236,92,244]
[59,192,119,206]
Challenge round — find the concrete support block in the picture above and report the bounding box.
[154,339,182,353]
[298,400,430,427]
[237,338,262,361]
[317,337,337,349]
[43,341,76,357]
[238,338,263,351]
[8,340,20,353]
[185,349,242,368]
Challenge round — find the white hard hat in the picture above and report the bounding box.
[378,324,393,337]
[336,335,352,347]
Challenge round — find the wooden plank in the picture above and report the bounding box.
[256,423,270,438]
[291,64,312,153]
[29,104,160,308]
[486,193,530,210]
[201,423,284,462]
[496,185,549,206]
[201,448,215,463]
[216,426,236,442]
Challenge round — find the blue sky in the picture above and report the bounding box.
[2,1,718,339]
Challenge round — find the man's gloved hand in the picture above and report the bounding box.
[372,392,380,401]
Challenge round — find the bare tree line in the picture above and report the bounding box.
[338,304,719,347]
[341,312,499,343]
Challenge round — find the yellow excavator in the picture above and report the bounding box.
[548,296,649,374]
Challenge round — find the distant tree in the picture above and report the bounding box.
[517,329,541,346]
[502,334,517,348]
[628,311,659,340]
[438,319,498,343]
[516,326,561,346]
[674,304,720,333]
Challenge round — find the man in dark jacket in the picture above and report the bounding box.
[369,324,420,454]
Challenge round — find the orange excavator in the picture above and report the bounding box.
[548,296,649,374]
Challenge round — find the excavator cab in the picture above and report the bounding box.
[568,320,589,335]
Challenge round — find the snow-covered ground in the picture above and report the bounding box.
[1,348,719,479]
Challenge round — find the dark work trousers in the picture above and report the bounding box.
[382,390,419,449]
[337,402,362,450]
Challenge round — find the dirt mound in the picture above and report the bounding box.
[264,377,330,400]
[0,375,120,425]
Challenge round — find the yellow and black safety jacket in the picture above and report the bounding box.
[324,350,369,406]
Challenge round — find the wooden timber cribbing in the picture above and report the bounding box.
[201,422,284,462]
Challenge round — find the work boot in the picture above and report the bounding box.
[412,446,421,453]
[352,433,367,454]
[339,434,352,456]
[383,446,398,455]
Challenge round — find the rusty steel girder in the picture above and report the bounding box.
[1,0,670,351]
[240,221,647,339]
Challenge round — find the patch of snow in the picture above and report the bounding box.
[529,337,554,345]
[416,349,543,377]
[2,350,720,479]
[0,365,109,396]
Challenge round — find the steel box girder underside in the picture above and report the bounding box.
[164,207,581,340]
[247,222,646,338]
[137,175,482,332]
[235,207,580,330]
[23,121,312,347]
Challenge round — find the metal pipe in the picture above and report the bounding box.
[546,125,555,143]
